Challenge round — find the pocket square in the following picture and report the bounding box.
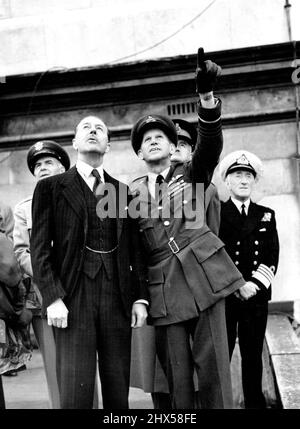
[259,228,266,232]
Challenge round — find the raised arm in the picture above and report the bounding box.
[190,48,223,186]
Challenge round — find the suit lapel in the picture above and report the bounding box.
[60,167,87,221]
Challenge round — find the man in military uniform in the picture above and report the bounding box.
[218,150,280,409]
[129,55,248,409]
[0,200,15,408]
[130,117,222,408]
[13,140,70,408]
[171,118,220,235]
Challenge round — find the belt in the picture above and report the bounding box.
[150,235,191,264]
[85,244,119,254]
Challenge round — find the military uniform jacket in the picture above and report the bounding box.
[131,101,244,325]
[219,199,279,301]
[13,196,43,314]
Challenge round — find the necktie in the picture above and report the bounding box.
[91,169,102,197]
[155,174,165,203]
[241,203,247,219]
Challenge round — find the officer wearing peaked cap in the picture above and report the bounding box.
[129,50,248,409]
[13,140,71,408]
[27,140,70,175]
[218,150,279,409]
[131,114,178,154]
[130,115,223,409]
[171,118,221,236]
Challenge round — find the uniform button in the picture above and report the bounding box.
[183,200,187,205]
[252,271,255,275]
[139,229,143,232]
[255,251,259,255]
[236,241,240,245]
[255,240,259,245]
[253,261,257,265]
[164,220,170,226]
[235,261,239,265]
[235,251,239,255]
[158,206,162,210]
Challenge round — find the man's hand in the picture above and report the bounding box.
[131,303,147,328]
[47,298,69,328]
[237,281,260,301]
[195,47,222,94]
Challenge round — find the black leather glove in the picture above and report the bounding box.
[195,48,222,93]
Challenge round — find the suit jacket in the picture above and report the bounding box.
[130,101,244,324]
[219,199,279,301]
[30,167,148,316]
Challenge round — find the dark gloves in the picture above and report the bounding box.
[195,48,222,94]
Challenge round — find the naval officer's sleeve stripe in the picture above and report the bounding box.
[198,116,221,124]
[252,264,274,289]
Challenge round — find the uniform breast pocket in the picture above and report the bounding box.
[138,218,159,253]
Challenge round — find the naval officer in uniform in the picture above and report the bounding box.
[218,150,280,409]
[129,54,249,409]
[13,140,70,408]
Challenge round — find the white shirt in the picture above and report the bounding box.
[231,197,250,215]
[147,167,170,199]
[76,159,105,191]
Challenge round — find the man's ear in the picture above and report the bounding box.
[225,176,231,190]
[169,143,176,155]
[72,138,78,151]
[105,140,111,153]
[137,149,144,160]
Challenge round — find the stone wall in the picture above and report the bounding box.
[1,0,300,76]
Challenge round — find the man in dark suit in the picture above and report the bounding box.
[14,140,70,408]
[129,55,249,409]
[218,150,280,409]
[30,116,148,409]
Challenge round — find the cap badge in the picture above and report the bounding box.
[175,123,182,133]
[145,115,157,123]
[236,154,250,165]
[34,141,44,151]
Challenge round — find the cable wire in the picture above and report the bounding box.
[108,0,217,64]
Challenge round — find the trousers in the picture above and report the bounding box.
[54,261,131,409]
[155,299,233,409]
